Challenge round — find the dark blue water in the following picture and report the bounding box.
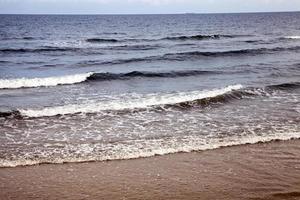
[0,13,299,167]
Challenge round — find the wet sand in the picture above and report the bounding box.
[1,139,300,200]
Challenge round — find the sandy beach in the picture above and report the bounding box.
[1,139,300,200]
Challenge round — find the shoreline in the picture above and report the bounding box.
[1,132,299,168]
[1,139,300,200]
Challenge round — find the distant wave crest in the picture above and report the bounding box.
[0,72,93,89]
[85,46,300,66]
[266,82,300,90]
[163,34,237,41]
[86,70,220,81]
[0,47,80,53]
[163,46,300,59]
[85,34,245,44]
[0,70,220,90]
[86,38,119,43]
[283,36,300,40]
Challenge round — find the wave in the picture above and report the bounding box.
[18,85,243,117]
[2,45,298,60]
[0,110,22,118]
[0,70,220,90]
[164,89,257,109]
[85,34,244,44]
[0,72,92,89]
[1,132,299,168]
[1,81,298,118]
[22,37,35,40]
[2,69,299,91]
[87,70,221,81]
[266,82,300,90]
[282,36,300,40]
[164,81,300,110]
[94,46,300,66]
[0,47,80,53]
[243,39,270,44]
[163,46,300,59]
[86,38,119,43]
[102,44,160,51]
[101,32,127,35]
[163,34,236,41]
[0,36,41,41]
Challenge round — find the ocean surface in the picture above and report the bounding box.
[0,13,299,167]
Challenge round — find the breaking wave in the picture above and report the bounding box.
[1,82,299,118]
[0,70,220,89]
[17,85,243,117]
[0,72,93,89]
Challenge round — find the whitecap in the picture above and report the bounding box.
[20,84,243,117]
[0,72,93,89]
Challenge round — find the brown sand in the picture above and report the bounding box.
[1,139,300,200]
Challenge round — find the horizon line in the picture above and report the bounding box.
[1,10,300,15]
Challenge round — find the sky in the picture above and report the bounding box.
[0,0,300,14]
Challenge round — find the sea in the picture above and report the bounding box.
[0,13,299,167]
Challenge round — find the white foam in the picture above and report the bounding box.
[0,72,93,89]
[284,36,300,39]
[20,84,243,117]
[0,131,299,168]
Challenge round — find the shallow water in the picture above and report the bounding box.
[0,13,299,167]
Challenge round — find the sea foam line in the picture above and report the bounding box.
[0,72,93,89]
[20,84,243,117]
[0,131,299,168]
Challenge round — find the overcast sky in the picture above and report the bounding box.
[1,0,300,14]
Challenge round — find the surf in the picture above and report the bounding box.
[0,72,93,89]
[18,85,243,117]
